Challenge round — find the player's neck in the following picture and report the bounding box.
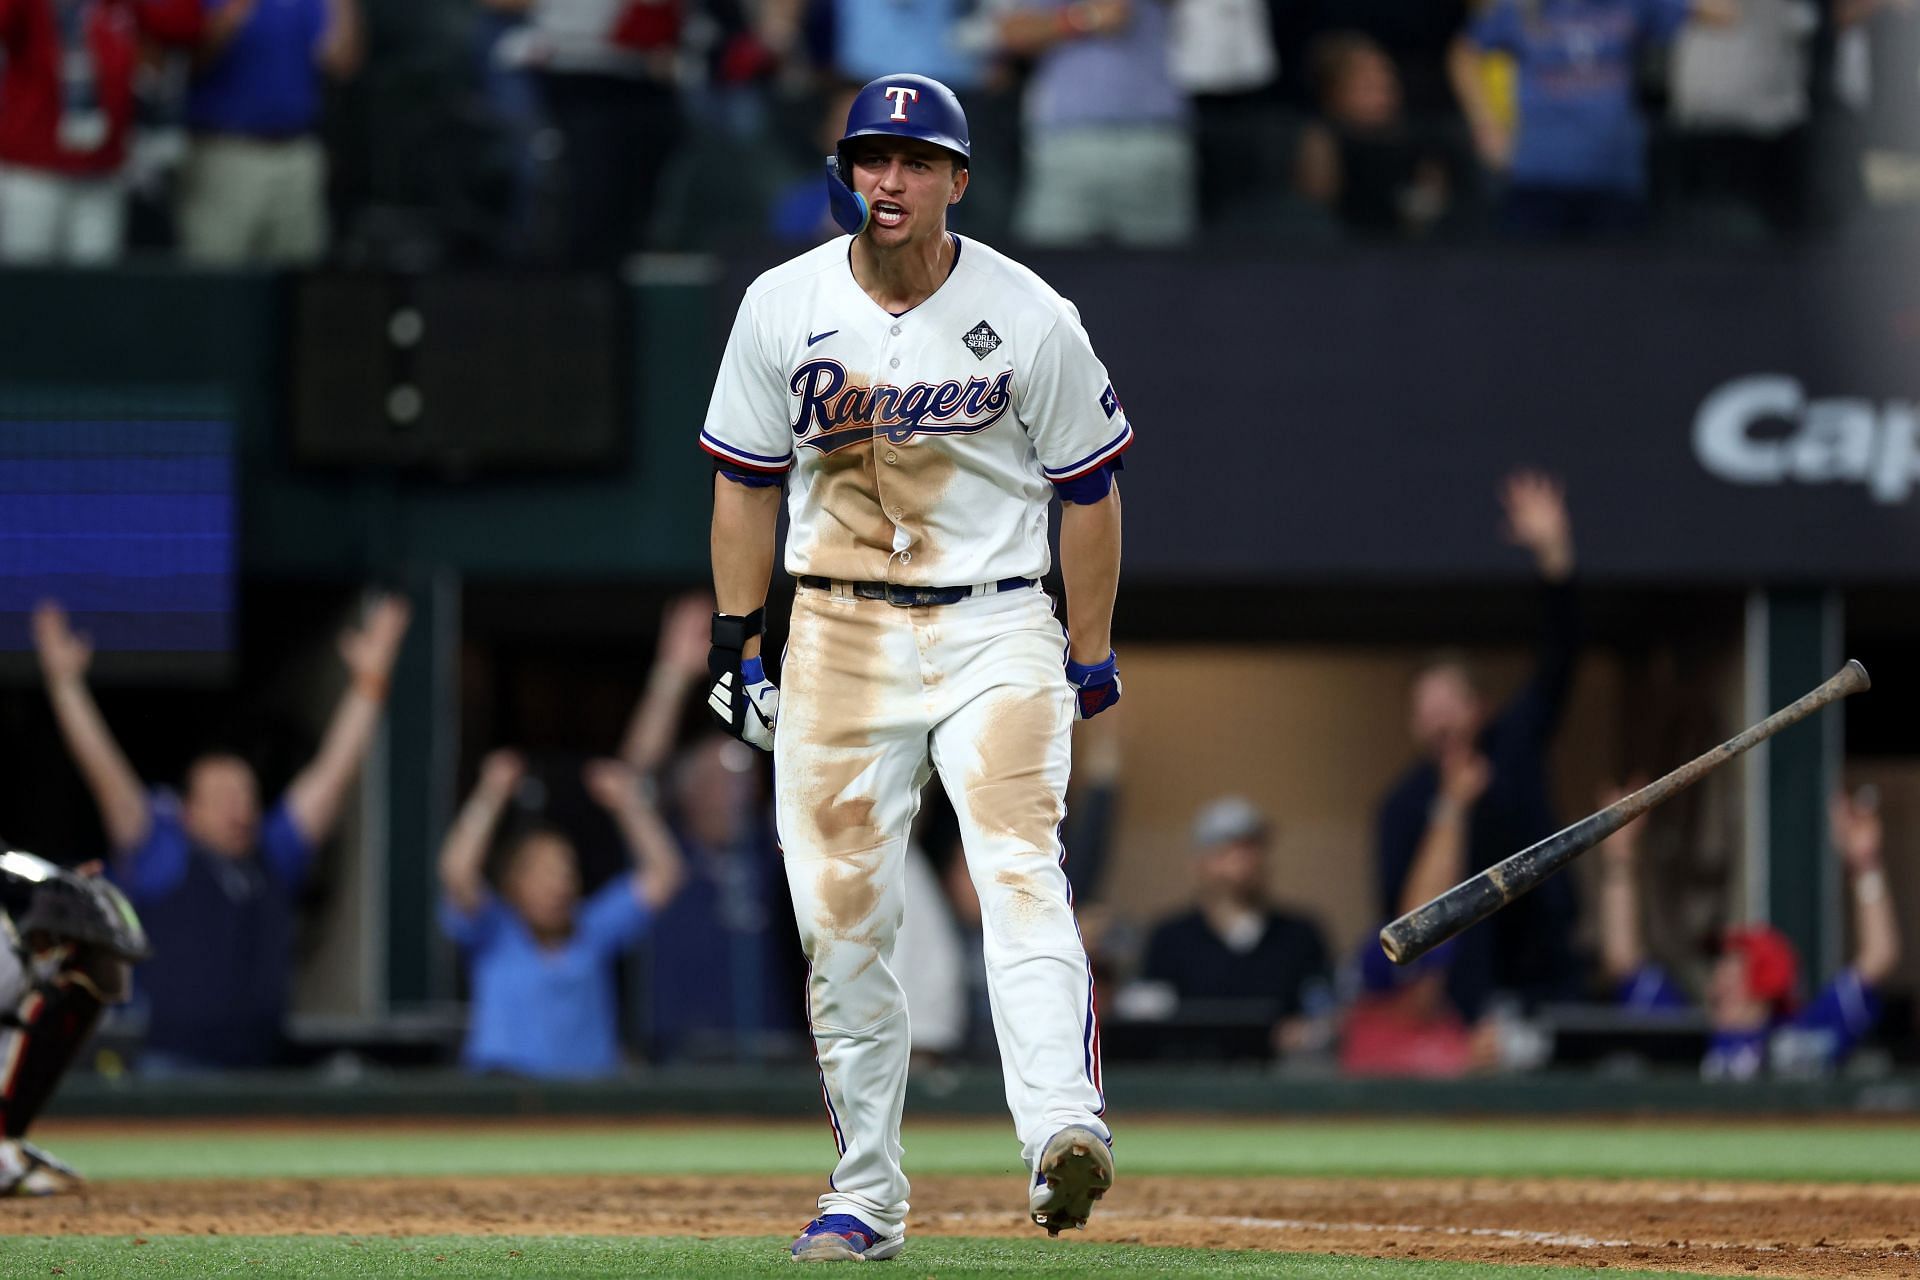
[851,228,954,315]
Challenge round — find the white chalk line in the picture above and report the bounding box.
[934,1211,1805,1253]
[1207,1215,1637,1249]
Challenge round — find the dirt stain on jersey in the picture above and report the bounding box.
[876,437,958,580]
[964,691,1068,856]
[805,374,895,582]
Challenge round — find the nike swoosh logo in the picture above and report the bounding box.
[807,330,838,346]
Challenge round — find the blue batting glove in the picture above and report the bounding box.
[1065,650,1122,721]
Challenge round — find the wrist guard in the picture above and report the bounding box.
[708,608,765,677]
[707,609,778,750]
[1065,649,1122,721]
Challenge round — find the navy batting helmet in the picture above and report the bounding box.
[826,74,970,236]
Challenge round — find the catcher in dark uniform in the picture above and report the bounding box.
[0,842,149,1194]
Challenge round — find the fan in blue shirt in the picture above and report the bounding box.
[33,593,412,1073]
[1450,0,1738,236]
[1597,785,1900,1079]
[439,752,685,1079]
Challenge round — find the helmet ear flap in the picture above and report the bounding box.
[826,154,870,236]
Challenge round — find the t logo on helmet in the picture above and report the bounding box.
[883,86,919,121]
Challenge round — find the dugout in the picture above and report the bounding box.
[0,244,1915,1080]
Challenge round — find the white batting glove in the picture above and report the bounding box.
[708,656,779,752]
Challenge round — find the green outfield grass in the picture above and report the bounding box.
[1,1235,1745,1280]
[35,1116,1920,1184]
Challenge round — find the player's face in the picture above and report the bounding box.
[1409,666,1482,759]
[182,755,262,859]
[847,139,967,246]
[505,834,581,936]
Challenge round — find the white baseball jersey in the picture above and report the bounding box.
[699,235,1133,587]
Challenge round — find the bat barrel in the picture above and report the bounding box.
[1379,660,1871,967]
[1379,876,1507,966]
[1380,806,1625,965]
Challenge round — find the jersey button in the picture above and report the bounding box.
[885,451,897,465]
[900,551,912,564]
[889,357,900,369]
[889,325,902,336]
[890,506,903,518]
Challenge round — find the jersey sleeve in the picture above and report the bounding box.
[438,890,510,952]
[1790,967,1881,1059]
[699,294,795,475]
[577,874,653,957]
[260,797,316,892]
[1616,963,1691,1013]
[1017,306,1134,485]
[109,790,190,903]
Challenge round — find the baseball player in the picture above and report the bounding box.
[0,846,149,1195]
[700,73,1128,1263]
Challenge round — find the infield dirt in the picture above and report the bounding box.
[5,1173,1919,1277]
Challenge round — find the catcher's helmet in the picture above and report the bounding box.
[826,74,970,236]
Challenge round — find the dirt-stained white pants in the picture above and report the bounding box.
[775,582,1108,1238]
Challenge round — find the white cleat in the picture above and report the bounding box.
[1028,1125,1113,1237]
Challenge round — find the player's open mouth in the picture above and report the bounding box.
[872,201,907,228]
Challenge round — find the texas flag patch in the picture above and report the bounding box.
[1099,383,1120,419]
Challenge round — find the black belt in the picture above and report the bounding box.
[797,576,1036,607]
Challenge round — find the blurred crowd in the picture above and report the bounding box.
[8,470,1902,1086]
[1,0,1918,269]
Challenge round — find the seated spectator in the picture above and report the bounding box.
[1135,797,1332,1060]
[439,751,683,1079]
[31,594,410,1072]
[1598,786,1900,1080]
[1168,0,1283,232]
[1830,0,1916,226]
[1271,0,1470,118]
[768,83,861,245]
[492,0,687,267]
[1000,0,1198,247]
[0,0,202,265]
[1340,938,1488,1077]
[1376,472,1582,1023]
[761,0,1018,238]
[1450,0,1736,239]
[176,0,362,265]
[620,596,801,1061]
[1665,0,1829,236]
[1295,31,1467,238]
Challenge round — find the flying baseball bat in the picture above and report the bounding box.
[1380,659,1872,967]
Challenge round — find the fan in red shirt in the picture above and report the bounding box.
[0,0,201,264]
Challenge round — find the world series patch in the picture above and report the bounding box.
[962,321,1002,360]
